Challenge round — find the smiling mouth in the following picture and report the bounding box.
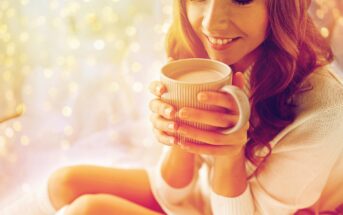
[206,35,241,51]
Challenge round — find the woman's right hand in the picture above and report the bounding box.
[149,81,197,189]
[149,80,179,146]
[149,65,197,188]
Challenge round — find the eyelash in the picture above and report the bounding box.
[232,0,253,5]
[189,0,253,6]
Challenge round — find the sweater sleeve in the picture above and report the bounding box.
[210,184,254,214]
[151,146,203,205]
[210,105,343,215]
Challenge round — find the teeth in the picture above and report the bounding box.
[209,37,216,44]
[208,37,234,45]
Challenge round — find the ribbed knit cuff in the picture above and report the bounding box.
[210,184,254,215]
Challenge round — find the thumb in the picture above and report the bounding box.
[232,72,245,90]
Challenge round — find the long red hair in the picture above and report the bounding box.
[165,0,334,165]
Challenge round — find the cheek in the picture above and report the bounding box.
[253,23,268,44]
[186,5,205,31]
[245,11,269,44]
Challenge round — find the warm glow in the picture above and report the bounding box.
[0,1,342,204]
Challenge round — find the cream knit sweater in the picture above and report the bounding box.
[148,65,343,215]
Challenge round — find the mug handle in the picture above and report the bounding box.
[219,85,250,134]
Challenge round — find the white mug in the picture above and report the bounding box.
[160,58,250,144]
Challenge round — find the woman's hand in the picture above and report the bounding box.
[175,72,249,158]
[149,79,180,146]
[149,57,181,146]
[148,63,197,188]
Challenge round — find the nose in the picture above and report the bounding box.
[202,0,230,34]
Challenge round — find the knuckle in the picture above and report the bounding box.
[149,99,157,112]
[152,100,170,116]
[222,115,237,127]
[149,113,154,122]
[211,113,230,128]
[154,130,170,145]
[149,81,158,94]
[157,102,164,114]
[153,129,162,141]
[152,128,159,136]
[159,103,171,116]
[221,95,235,109]
[217,116,231,128]
[156,135,163,144]
[149,102,153,112]
[153,117,161,129]
[213,134,225,145]
[149,114,158,126]
[161,103,169,112]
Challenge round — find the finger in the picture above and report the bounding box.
[177,124,243,146]
[177,125,223,145]
[153,128,176,146]
[149,81,167,97]
[177,140,234,156]
[232,72,245,90]
[150,114,178,133]
[149,99,176,119]
[178,107,238,128]
[197,91,238,112]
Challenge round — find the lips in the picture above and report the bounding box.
[205,35,241,51]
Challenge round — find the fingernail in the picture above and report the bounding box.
[198,93,208,101]
[169,137,175,145]
[165,108,173,117]
[168,123,175,131]
[156,85,163,94]
[179,109,188,119]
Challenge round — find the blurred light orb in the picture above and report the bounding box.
[20,136,30,146]
[94,39,105,50]
[62,106,72,117]
[320,27,330,38]
[133,82,143,92]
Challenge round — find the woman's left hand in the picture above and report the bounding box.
[175,72,249,158]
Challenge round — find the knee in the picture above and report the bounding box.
[48,166,79,209]
[64,195,100,215]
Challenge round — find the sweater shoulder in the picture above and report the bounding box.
[269,66,343,146]
[294,66,343,114]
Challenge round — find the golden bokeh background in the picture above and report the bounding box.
[1,0,342,123]
[0,0,172,122]
[0,0,342,208]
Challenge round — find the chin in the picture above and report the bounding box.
[208,53,240,66]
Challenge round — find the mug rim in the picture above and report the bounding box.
[161,58,232,85]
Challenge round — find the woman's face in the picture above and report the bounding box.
[186,0,269,71]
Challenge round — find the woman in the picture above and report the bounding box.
[47,0,343,214]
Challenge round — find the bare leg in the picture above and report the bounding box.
[64,194,163,215]
[48,165,164,213]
